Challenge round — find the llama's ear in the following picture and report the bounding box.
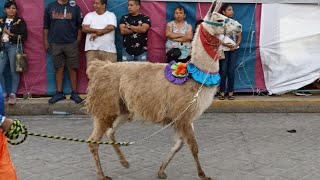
[204,0,216,21]
[213,0,222,12]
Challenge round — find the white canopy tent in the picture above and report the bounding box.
[260,3,320,94]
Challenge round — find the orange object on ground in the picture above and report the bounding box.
[0,131,17,180]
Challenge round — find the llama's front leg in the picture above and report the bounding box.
[89,118,111,180]
[158,135,184,179]
[107,127,129,168]
[182,123,212,180]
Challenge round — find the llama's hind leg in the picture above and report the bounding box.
[88,117,114,180]
[158,134,184,179]
[106,114,130,168]
[181,123,212,180]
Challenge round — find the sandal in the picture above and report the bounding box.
[218,95,225,100]
[228,96,235,100]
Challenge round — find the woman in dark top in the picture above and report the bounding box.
[0,0,27,105]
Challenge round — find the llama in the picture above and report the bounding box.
[85,2,242,180]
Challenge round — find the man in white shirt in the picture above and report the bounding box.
[82,0,117,67]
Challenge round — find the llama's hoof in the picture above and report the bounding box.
[158,172,167,179]
[121,160,130,168]
[98,176,112,180]
[200,176,212,180]
[104,176,112,180]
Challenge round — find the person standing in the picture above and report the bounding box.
[218,3,242,100]
[165,6,193,63]
[82,0,117,67]
[44,0,83,104]
[119,0,151,62]
[0,0,27,105]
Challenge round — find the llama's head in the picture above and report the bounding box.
[203,1,242,35]
[204,12,242,35]
[191,1,242,73]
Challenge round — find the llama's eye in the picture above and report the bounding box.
[216,19,224,23]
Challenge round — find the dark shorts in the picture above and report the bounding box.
[49,42,80,69]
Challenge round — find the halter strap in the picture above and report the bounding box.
[204,20,223,27]
[204,18,230,27]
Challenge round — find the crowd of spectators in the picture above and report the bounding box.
[0,0,243,104]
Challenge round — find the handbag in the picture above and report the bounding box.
[15,35,28,73]
[166,48,182,63]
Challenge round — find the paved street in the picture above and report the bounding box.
[8,113,320,180]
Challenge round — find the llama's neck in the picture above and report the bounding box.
[190,24,222,73]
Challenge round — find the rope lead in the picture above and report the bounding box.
[4,119,132,146]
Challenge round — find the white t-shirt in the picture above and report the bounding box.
[2,19,13,42]
[82,11,117,53]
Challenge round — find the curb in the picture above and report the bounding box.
[208,99,320,113]
[5,95,320,115]
[5,98,86,116]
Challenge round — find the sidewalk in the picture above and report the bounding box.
[4,94,320,115]
[210,93,320,113]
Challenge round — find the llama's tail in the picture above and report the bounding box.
[86,59,111,79]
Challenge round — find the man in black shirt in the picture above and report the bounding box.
[119,0,151,61]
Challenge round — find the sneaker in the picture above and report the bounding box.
[49,92,66,104]
[70,91,83,104]
[8,93,17,105]
[294,92,312,96]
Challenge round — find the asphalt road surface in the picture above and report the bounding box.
[8,113,320,180]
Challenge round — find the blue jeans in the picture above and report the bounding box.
[122,49,147,62]
[219,51,237,93]
[0,84,4,115]
[0,42,20,94]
